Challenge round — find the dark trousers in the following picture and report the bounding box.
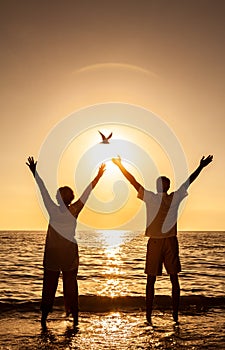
[41,268,78,317]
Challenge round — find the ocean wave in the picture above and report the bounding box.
[0,295,224,313]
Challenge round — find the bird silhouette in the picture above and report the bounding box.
[98,131,113,144]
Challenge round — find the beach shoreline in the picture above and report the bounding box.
[1,307,225,349]
[1,294,225,313]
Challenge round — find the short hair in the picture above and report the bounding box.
[156,176,170,193]
[56,186,74,205]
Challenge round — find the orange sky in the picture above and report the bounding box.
[0,0,224,230]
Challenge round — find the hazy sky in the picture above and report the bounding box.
[1,0,225,230]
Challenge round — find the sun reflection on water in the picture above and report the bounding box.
[98,230,128,252]
[101,312,122,332]
[96,230,129,297]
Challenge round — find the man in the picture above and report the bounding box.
[112,155,213,324]
[26,156,105,328]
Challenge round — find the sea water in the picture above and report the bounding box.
[0,230,225,349]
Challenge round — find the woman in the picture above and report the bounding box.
[26,156,105,328]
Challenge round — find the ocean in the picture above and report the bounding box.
[0,230,225,349]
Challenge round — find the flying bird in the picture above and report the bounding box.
[98,130,113,144]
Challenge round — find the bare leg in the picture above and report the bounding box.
[146,275,156,323]
[170,274,180,323]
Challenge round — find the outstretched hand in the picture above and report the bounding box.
[200,155,213,168]
[97,163,106,177]
[112,155,122,166]
[26,156,37,176]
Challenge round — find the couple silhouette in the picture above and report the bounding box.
[26,154,213,328]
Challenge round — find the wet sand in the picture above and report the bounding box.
[1,308,225,349]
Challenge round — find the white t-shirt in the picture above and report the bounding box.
[137,185,188,238]
[35,172,92,270]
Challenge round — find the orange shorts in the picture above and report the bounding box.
[145,236,181,276]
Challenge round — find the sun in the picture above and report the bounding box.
[100,159,120,177]
[90,159,126,204]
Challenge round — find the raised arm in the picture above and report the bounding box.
[26,156,56,215]
[26,156,37,177]
[72,163,106,217]
[112,156,142,192]
[182,155,213,189]
[91,163,106,189]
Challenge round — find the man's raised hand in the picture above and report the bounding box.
[112,155,122,167]
[200,155,213,168]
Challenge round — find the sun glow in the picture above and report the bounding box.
[56,116,179,229]
[74,62,158,78]
[100,160,120,179]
